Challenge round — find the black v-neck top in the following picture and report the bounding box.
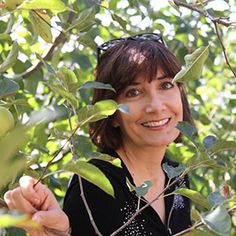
[63,150,191,236]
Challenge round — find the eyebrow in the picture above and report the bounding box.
[128,75,171,86]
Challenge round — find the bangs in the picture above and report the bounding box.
[103,40,181,95]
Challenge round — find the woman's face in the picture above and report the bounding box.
[115,70,183,149]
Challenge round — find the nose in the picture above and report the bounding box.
[145,92,166,114]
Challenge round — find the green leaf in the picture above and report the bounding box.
[0,41,19,73]
[191,208,201,222]
[126,178,152,197]
[162,162,185,179]
[0,78,19,98]
[77,99,118,125]
[203,205,231,235]
[184,229,216,236]
[203,135,219,149]
[208,191,228,207]
[0,209,40,228]
[29,10,52,43]
[57,66,78,91]
[69,7,96,32]
[112,14,127,30]
[186,153,219,169]
[77,34,97,51]
[49,83,78,109]
[0,211,28,228]
[0,33,12,42]
[87,152,122,168]
[173,188,211,210]
[173,45,209,82]
[208,140,236,155]
[176,121,198,143]
[79,81,116,93]
[64,159,115,197]
[0,125,29,189]
[19,0,66,13]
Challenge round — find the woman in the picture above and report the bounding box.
[4,33,193,236]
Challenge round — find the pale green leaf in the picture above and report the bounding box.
[191,208,201,222]
[173,45,209,82]
[173,188,211,210]
[56,66,78,92]
[0,78,19,98]
[79,81,116,92]
[126,178,152,197]
[176,121,198,143]
[0,125,28,189]
[77,99,118,125]
[77,34,97,50]
[29,10,52,43]
[184,229,216,236]
[87,152,122,168]
[186,154,219,169]
[0,33,12,42]
[0,210,40,228]
[203,205,231,235]
[208,191,228,207]
[64,160,115,197]
[49,84,78,109]
[0,41,19,73]
[162,162,185,179]
[19,0,66,13]
[68,7,96,32]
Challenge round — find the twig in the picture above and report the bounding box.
[34,122,81,186]
[173,0,236,77]
[19,10,76,79]
[172,221,203,236]
[78,176,103,236]
[213,22,236,77]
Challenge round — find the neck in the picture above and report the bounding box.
[116,143,167,185]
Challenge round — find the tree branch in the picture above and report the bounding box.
[19,11,76,79]
[78,176,103,236]
[173,0,236,77]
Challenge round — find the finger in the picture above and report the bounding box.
[4,189,37,213]
[32,208,70,233]
[19,176,41,205]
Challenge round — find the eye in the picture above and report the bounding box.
[161,81,174,90]
[125,88,142,97]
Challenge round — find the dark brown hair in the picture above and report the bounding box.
[89,40,194,150]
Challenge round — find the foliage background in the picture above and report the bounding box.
[0,0,235,235]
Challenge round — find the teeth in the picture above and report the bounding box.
[142,119,169,127]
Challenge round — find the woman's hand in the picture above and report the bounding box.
[4,176,70,236]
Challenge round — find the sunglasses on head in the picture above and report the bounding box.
[96,33,165,64]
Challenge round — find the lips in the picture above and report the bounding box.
[142,118,170,127]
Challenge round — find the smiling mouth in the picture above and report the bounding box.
[142,118,170,127]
